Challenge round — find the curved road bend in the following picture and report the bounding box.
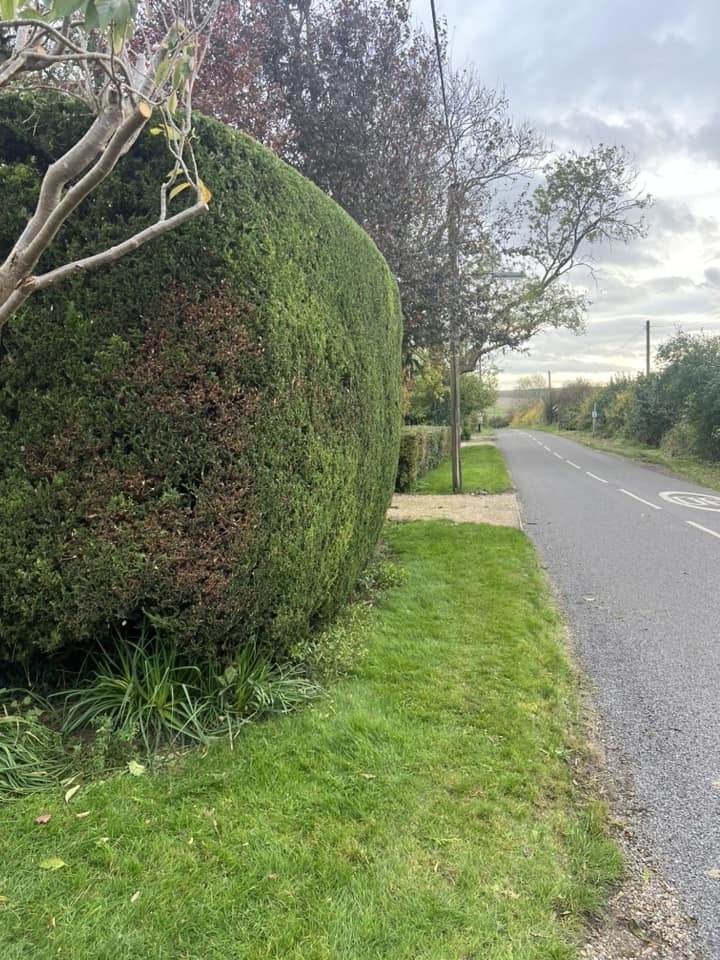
[496,429,720,957]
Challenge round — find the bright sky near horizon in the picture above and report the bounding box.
[412,0,720,389]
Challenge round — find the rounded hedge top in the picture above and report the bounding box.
[0,94,402,664]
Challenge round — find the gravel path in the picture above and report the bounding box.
[388,491,521,526]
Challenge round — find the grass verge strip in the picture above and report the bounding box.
[410,443,513,494]
[0,522,620,960]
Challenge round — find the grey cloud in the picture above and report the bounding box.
[693,115,720,163]
[650,197,703,234]
[464,0,720,125]
[540,112,679,166]
[592,273,718,318]
[415,1,720,387]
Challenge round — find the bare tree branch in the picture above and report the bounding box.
[0,0,218,329]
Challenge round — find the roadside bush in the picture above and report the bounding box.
[0,93,402,666]
[554,379,595,430]
[511,401,545,427]
[660,421,701,458]
[603,389,636,437]
[588,377,634,436]
[488,411,512,429]
[622,373,671,447]
[395,426,451,491]
[656,332,720,460]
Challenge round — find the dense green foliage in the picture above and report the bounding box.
[403,351,496,438]
[395,426,451,491]
[0,93,402,665]
[512,336,720,463]
[569,335,719,460]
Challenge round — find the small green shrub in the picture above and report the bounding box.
[293,551,405,680]
[291,603,373,680]
[60,638,208,753]
[214,645,322,724]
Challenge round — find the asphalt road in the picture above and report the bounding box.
[496,429,720,957]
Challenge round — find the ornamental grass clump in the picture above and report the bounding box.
[58,628,322,757]
[0,696,68,801]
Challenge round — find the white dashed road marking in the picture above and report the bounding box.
[686,521,720,540]
[566,460,581,470]
[620,489,662,510]
[586,472,609,484]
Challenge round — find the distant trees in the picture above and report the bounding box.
[404,346,496,431]
[538,333,720,463]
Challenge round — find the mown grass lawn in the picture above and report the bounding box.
[0,522,620,959]
[410,443,513,494]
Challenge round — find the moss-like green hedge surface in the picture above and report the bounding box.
[0,94,402,664]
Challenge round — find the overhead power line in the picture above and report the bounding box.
[429,0,457,176]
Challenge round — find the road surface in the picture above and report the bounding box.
[496,429,720,957]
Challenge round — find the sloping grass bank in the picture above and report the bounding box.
[0,522,620,959]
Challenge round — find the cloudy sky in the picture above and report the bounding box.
[413,0,720,389]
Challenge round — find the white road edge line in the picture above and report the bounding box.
[586,472,609,484]
[686,520,720,540]
[566,460,581,469]
[619,489,662,510]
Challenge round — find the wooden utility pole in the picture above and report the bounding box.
[548,370,552,418]
[646,320,651,376]
[448,182,462,493]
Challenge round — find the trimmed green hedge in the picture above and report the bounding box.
[395,426,451,491]
[0,94,402,664]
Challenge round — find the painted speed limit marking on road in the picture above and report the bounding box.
[659,491,720,512]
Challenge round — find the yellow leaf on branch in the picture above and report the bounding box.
[169,182,191,201]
